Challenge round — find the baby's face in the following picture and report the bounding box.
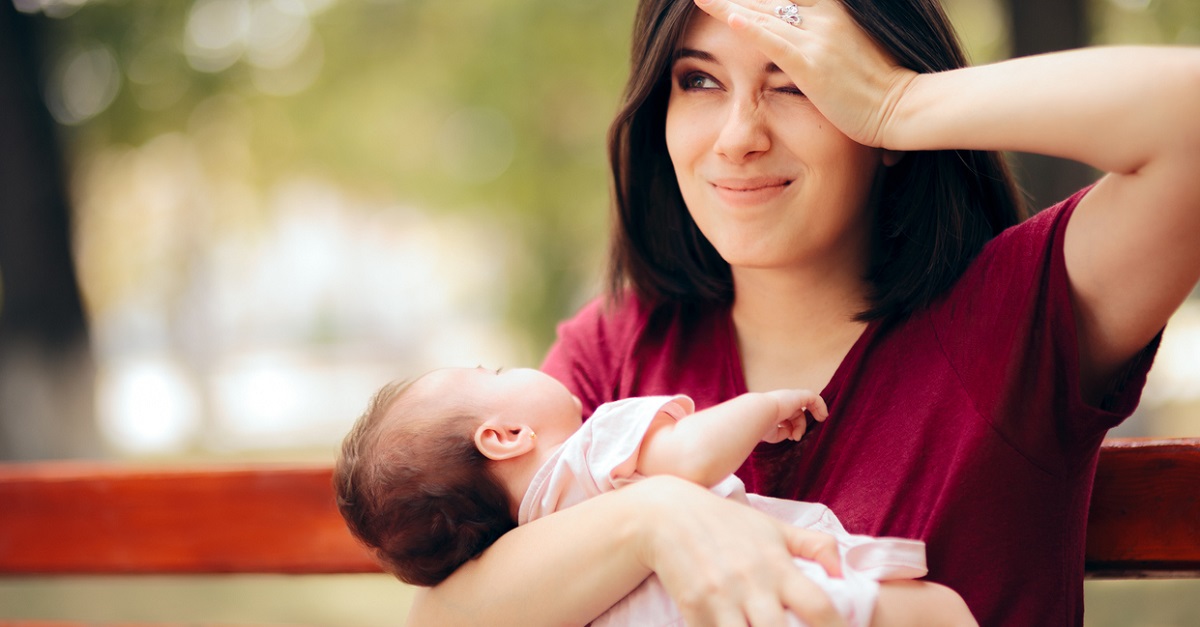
[412,366,584,440]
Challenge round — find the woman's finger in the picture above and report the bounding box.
[743,592,791,627]
[779,568,847,627]
[692,0,813,78]
[695,0,801,38]
[677,594,746,627]
[783,525,843,577]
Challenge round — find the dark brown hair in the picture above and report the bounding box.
[333,379,515,587]
[607,0,1027,320]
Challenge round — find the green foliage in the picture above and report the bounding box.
[37,0,1200,355]
[42,0,637,353]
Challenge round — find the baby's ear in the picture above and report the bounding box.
[474,419,537,461]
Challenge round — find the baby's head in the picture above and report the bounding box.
[333,366,582,586]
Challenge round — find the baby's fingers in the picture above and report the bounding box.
[806,392,829,422]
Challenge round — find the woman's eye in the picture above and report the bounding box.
[774,84,805,96]
[680,73,719,90]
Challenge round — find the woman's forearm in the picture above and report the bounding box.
[889,46,1200,173]
[406,478,655,627]
[411,472,848,626]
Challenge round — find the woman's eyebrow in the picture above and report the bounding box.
[676,48,784,74]
[677,48,716,63]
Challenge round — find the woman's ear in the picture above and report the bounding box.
[882,149,905,167]
[474,419,537,461]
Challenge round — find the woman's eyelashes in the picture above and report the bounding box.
[675,70,805,98]
[678,71,720,91]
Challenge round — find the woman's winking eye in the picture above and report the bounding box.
[773,83,805,96]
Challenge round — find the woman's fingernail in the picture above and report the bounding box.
[695,0,714,6]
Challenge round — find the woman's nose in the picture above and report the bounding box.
[713,98,770,163]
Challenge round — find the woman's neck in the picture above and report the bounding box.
[730,265,870,393]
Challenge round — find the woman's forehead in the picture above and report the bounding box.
[678,10,727,49]
[676,11,772,67]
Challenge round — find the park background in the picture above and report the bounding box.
[0,0,1198,624]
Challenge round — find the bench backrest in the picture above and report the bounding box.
[1,437,1198,578]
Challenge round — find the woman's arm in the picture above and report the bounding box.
[694,0,1200,401]
[407,477,650,626]
[408,475,845,627]
[887,48,1200,399]
[638,390,827,487]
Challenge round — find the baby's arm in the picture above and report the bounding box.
[636,390,828,488]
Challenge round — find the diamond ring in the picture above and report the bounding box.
[776,3,802,26]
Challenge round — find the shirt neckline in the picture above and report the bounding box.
[723,307,881,409]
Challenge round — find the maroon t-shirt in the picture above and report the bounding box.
[541,189,1160,626]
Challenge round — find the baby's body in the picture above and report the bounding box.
[335,367,977,626]
[524,394,928,627]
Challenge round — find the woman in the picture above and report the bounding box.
[407,0,1200,625]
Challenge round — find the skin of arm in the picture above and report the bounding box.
[407,474,846,627]
[632,392,980,627]
[637,389,828,487]
[406,479,652,627]
[880,48,1200,401]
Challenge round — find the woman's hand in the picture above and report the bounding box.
[692,0,917,148]
[408,473,846,626]
[633,475,847,627]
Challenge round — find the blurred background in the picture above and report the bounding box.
[0,0,1196,624]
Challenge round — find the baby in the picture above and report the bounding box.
[334,367,976,626]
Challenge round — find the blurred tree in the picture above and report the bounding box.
[1003,0,1096,211]
[0,2,99,460]
[4,0,1196,461]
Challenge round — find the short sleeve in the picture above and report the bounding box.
[928,187,1160,468]
[586,396,696,489]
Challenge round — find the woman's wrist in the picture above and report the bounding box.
[621,475,710,572]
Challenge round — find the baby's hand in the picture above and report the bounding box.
[762,389,829,444]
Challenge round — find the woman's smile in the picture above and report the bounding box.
[665,12,885,270]
[709,176,793,208]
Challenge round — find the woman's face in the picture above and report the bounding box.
[664,11,885,273]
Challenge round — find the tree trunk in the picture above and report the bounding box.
[0,3,100,460]
[1005,0,1097,212]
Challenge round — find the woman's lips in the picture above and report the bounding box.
[709,177,792,207]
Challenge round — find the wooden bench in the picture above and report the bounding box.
[0,437,1197,620]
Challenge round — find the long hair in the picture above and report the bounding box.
[606,0,1027,320]
[333,380,516,587]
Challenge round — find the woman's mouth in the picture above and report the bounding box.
[709,177,793,207]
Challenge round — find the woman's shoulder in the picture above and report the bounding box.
[553,292,724,349]
[930,186,1092,314]
[543,293,731,413]
[553,292,654,342]
[979,186,1092,264]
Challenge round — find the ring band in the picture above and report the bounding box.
[776,3,802,26]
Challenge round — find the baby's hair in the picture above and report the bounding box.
[333,377,516,586]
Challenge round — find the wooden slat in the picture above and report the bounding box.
[1085,437,1200,578]
[0,437,1197,577]
[0,462,378,575]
